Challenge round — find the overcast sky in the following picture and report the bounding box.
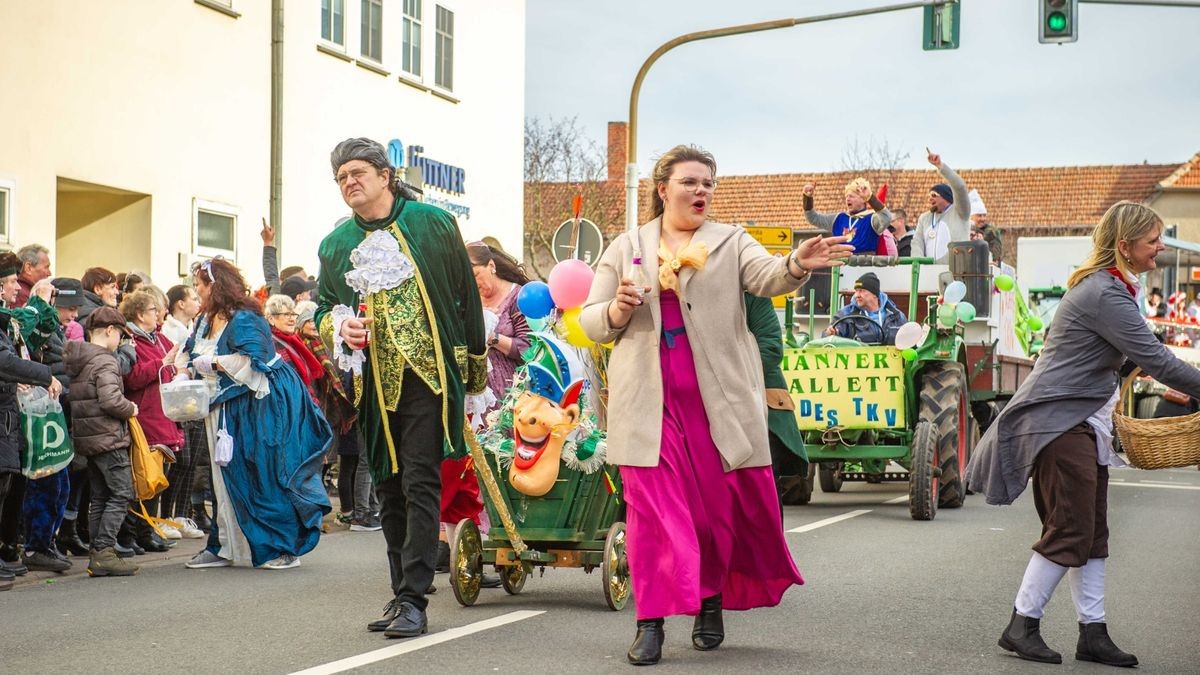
[525,0,1200,176]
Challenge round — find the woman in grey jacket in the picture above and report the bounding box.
[967,202,1200,668]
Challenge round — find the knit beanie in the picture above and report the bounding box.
[855,272,881,300]
[931,183,953,204]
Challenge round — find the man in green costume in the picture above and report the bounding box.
[315,138,489,639]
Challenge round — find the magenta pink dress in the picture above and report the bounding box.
[621,291,803,620]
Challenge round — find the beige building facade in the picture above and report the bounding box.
[0,0,525,285]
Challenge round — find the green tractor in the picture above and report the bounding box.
[779,255,976,520]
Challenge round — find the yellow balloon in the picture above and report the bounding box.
[561,308,594,348]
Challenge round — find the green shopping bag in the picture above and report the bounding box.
[19,387,74,479]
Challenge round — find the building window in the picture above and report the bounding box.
[434,5,453,90]
[402,0,422,77]
[361,0,383,62]
[321,0,345,46]
[193,199,238,258]
[0,183,10,244]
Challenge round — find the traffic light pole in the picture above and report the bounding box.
[624,0,959,232]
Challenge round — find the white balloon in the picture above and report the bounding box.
[894,322,927,350]
[943,280,967,305]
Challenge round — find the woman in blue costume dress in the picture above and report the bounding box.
[176,258,331,570]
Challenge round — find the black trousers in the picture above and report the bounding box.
[375,369,444,611]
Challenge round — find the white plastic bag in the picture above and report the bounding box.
[214,414,234,467]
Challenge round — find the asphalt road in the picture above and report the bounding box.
[3,466,1198,674]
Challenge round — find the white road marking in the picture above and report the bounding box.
[883,496,909,505]
[1137,479,1194,485]
[788,510,872,533]
[289,610,545,675]
[1110,482,1200,492]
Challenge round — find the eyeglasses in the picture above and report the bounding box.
[335,167,374,186]
[671,177,718,193]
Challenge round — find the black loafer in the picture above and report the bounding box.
[692,594,725,651]
[627,618,664,666]
[481,572,502,589]
[383,601,428,639]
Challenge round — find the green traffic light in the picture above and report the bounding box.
[1047,11,1067,32]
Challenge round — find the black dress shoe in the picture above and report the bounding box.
[998,608,1062,664]
[383,602,428,639]
[1076,622,1138,667]
[136,536,170,553]
[56,529,90,557]
[368,598,402,632]
[692,594,725,651]
[627,618,665,666]
[481,572,502,589]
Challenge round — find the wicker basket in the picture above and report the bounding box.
[1113,368,1200,470]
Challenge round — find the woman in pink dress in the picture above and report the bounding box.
[581,145,851,665]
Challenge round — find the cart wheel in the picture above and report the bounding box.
[450,518,483,607]
[818,462,843,493]
[500,563,527,595]
[908,421,938,521]
[603,522,632,611]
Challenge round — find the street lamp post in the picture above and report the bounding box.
[624,0,958,232]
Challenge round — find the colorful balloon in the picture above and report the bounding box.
[526,316,546,332]
[937,303,958,327]
[943,280,967,304]
[517,281,555,320]
[1028,316,1044,332]
[547,259,595,310]
[894,321,926,350]
[901,348,918,362]
[955,301,977,323]
[560,308,594,348]
[994,274,1015,292]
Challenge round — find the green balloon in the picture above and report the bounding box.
[1028,316,1044,331]
[901,348,918,362]
[955,302,976,323]
[995,274,1015,292]
[937,303,958,327]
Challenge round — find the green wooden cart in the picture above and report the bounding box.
[449,437,630,610]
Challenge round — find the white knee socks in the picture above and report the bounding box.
[1015,552,1068,619]
[1068,557,1106,623]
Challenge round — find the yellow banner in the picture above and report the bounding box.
[782,346,906,430]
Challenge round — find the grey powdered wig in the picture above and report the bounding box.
[330,137,392,177]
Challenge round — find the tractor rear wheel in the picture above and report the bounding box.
[908,421,938,520]
[920,362,971,509]
[818,462,843,493]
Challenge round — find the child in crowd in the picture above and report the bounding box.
[64,307,140,577]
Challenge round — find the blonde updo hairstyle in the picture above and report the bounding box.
[1067,201,1163,289]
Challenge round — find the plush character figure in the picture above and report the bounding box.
[508,334,585,497]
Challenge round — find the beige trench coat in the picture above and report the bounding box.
[580,218,809,470]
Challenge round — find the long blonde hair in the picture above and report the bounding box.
[1066,201,1163,289]
[648,145,717,219]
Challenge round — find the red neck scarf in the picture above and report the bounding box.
[271,326,323,385]
[1105,267,1137,298]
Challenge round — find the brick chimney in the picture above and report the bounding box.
[607,121,627,183]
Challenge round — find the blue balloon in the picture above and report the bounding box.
[517,281,555,320]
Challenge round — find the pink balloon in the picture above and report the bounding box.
[547,259,595,309]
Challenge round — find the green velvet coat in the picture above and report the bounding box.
[314,197,487,484]
[745,293,807,463]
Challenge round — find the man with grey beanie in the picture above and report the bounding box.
[911,147,972,263]
[314,137,490,639]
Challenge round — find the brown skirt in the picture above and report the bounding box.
[1031,423,1109,567]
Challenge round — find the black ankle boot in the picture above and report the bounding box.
[692,594,724,651]
[998,608,1062,664]
[1076,622,1138,667]
[56,522,90,557]
[627,618,664,666]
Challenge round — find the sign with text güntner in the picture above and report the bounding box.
[745,227,793,309]
[782,346,906,431]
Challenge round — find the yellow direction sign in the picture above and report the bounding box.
[782,346,906,430]
[745,227,795,309]
[745,226,792,248]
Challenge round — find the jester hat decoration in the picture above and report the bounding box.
[508,333,586,496]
